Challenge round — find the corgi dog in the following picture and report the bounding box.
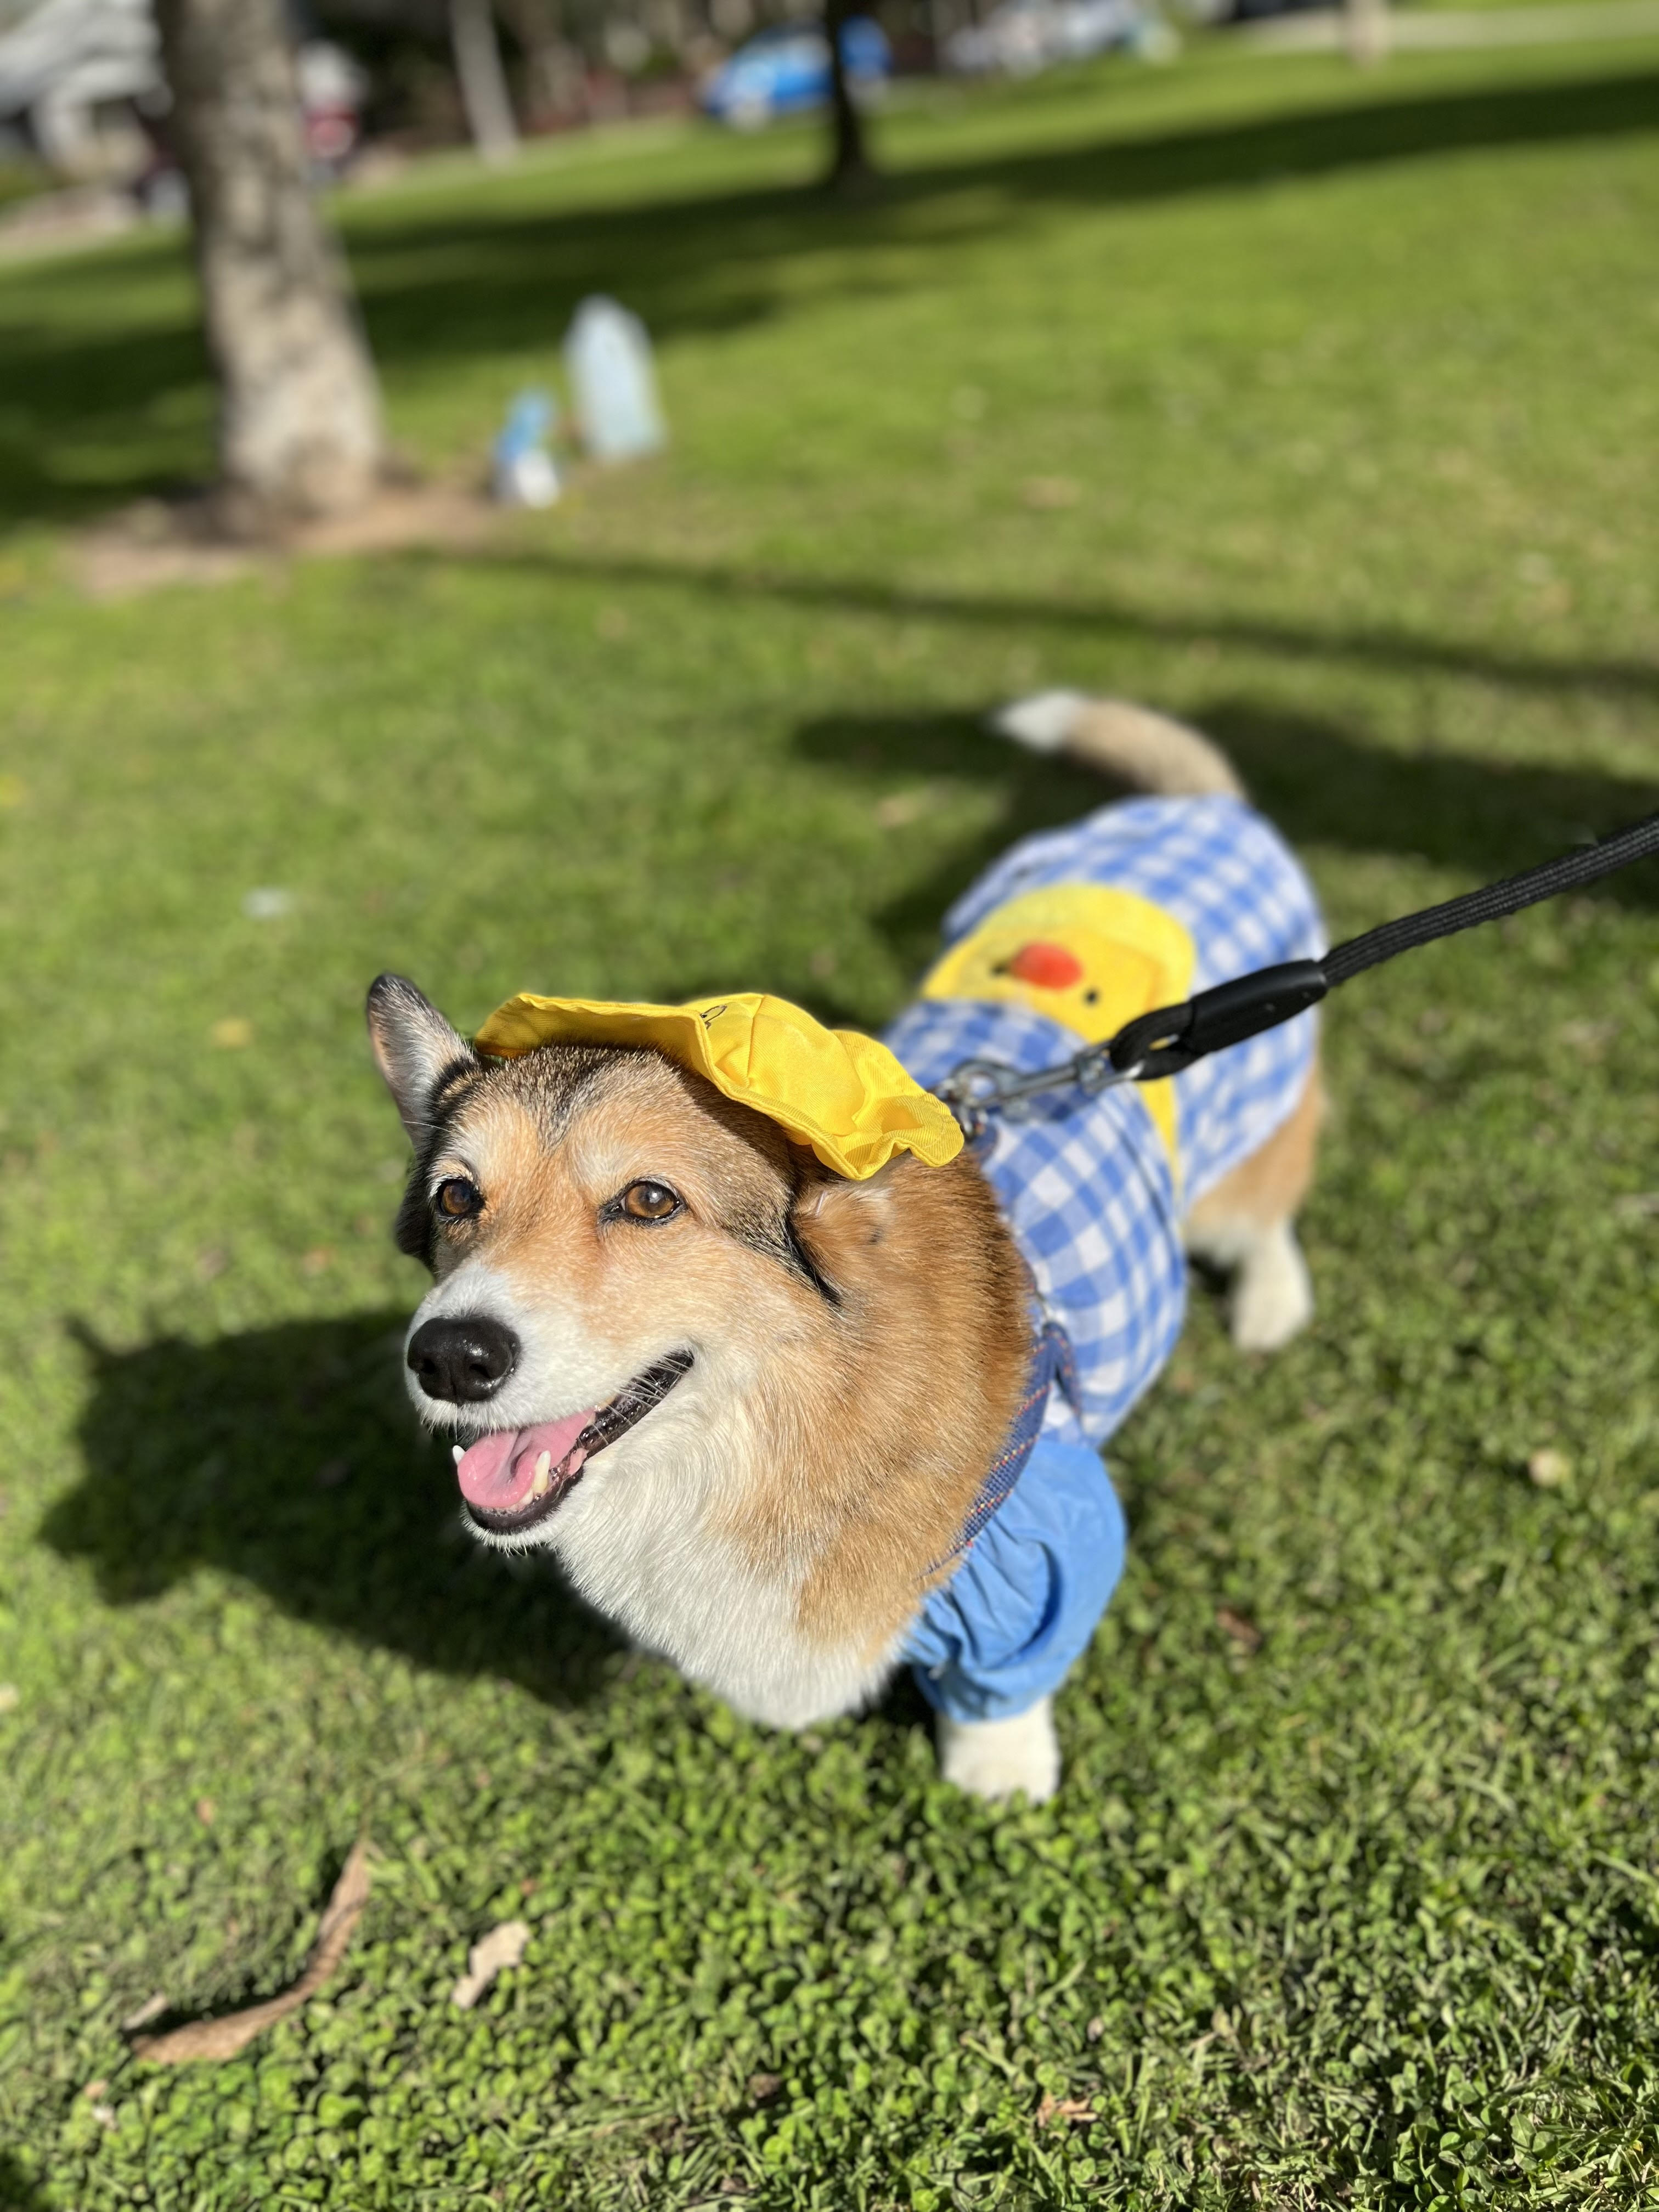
[366,696,1324,1803]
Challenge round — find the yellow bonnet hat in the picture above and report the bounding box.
[473,990,963,1182]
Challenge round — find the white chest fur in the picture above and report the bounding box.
[545,1391,906,1729]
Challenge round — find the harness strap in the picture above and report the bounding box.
[926,1321,1077,1581]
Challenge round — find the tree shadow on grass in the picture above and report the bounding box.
[424,541,1659,709]
[790,699,1659,973]
[339,63,1659,382]
[4,64,1658,526]
[42,1313,627,1708]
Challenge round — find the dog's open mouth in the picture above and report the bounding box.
[453,1351,693,1537]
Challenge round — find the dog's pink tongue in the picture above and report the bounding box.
[455,1410,594,1514]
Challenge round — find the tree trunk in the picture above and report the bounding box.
[822,0,872,193]
[155,0,385,527]
[450,0,521,163]
[1344,0,1389,64]
[927,0,951,73]
[499,0,591,127]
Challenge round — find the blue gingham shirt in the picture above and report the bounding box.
[887,795,1324,1722]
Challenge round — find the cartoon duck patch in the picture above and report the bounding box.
[919,884,1196,1175]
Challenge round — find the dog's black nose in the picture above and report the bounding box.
[407,1315,520,1403]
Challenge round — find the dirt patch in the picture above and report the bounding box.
[74,477,504,600]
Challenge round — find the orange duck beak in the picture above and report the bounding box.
[1001,941,1085,990]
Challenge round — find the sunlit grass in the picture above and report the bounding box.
[2,36,1658,2209]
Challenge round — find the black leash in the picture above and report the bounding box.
[935,810,1659,1137]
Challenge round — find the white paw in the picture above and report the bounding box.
[988,690,1085,755]
[1230,1221,1313,1352]
[936,1700,1059,1804]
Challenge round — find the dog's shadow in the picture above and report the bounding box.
[45,1314,627,1707]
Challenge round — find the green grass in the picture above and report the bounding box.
[3,39,1659,2209]
[0,163,46,217]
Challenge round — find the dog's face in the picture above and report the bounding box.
[366,975,856,1558]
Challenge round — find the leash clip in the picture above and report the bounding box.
[936,1041,1145,1135]
[932,1057,1015,1141]
[1077,1043,1140,1095]
[1110,960,1329,1080]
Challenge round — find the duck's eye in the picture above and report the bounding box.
[435,1176,483,1220]
[619,1180,681,1223]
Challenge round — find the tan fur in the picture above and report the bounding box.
[763,1151,1028,1654]
[1186,1063,1324,1241]
[1052,698,1245,800]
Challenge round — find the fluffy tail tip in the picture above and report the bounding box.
[988,690,1087,755]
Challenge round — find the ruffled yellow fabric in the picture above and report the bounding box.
[473,990,964,1182]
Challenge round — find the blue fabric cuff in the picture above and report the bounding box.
[903,1431,1126,1724]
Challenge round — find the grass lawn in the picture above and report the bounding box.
[3,37,1659,2209]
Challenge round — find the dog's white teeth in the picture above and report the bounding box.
[452,1444,465,1466]
[529,1450,552,1498]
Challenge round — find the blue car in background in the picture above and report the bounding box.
[701,17,891,127]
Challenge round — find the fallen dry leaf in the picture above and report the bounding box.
[242,887,292,921]
[1036,2092,1097,2127]
[874,787,935,831]
[129,1839,371,2063]
[1558,1017,1618,1057]
[451,1918,531,2010]
[1216,1605,1263,1654]
[1528,1447,1572,1489]
[1022,476,1081,509]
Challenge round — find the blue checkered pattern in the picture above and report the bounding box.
[884,795,1324,1451]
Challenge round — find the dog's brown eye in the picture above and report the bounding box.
[619,1180,681,1222]
[435,1176,483,1220]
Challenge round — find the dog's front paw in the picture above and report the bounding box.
[937,1701,1059,1804]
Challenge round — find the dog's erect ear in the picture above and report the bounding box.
[365,974,477,1147]
[789,1161,896,1301]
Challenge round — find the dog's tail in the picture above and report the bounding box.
[989,691,1244,800]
